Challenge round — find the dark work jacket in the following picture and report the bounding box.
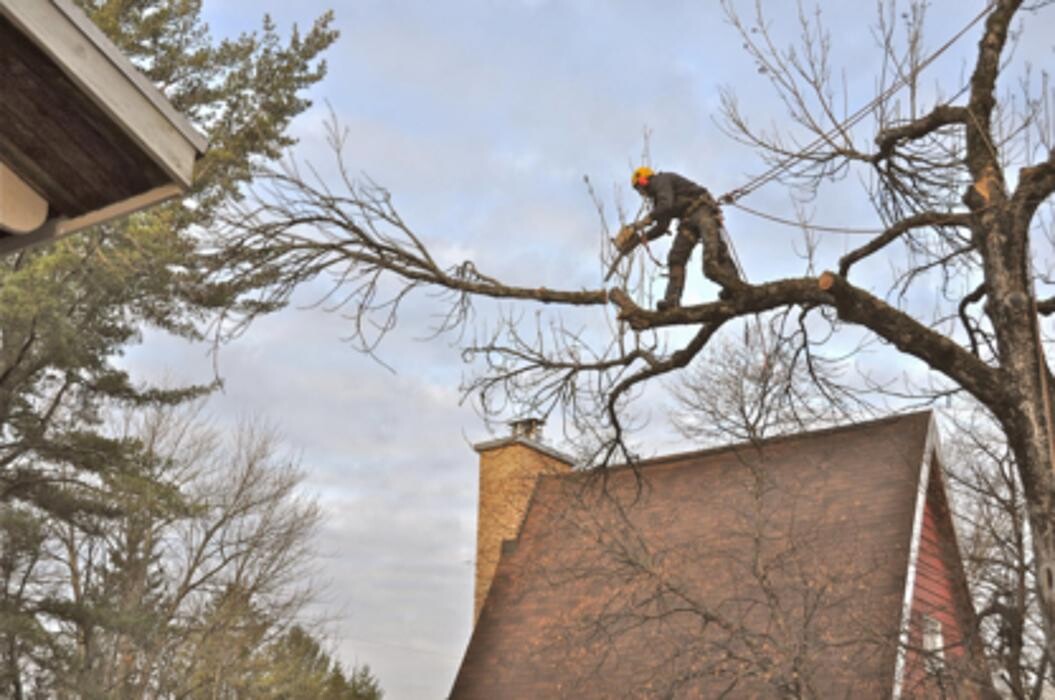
[638,172,713,241]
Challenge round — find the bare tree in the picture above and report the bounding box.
[213,0,1055,664]
[1,405,325,698]
[946,407,1053,698]
[669,315,872,445]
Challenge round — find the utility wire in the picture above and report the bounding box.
[708,0,993,355]
[730,201,885,235]
[717,1,995,206]
[712,1,995,283]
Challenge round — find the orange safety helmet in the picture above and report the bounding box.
[631,166,654,188]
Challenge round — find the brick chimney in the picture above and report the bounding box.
[473,419,572,621]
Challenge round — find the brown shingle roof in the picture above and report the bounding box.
[452,412,942,698]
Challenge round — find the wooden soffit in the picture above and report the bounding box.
[0,0,207,254]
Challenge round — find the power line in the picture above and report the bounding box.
[730,201,884,235]
[718,1,995,206]
[712,1,995,285]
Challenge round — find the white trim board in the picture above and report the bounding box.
[891,414,941,699]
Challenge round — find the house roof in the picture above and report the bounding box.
[452,411,987,698]
[0,0,206,254]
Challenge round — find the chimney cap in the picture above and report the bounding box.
[473,418,574,465]
[510,417,544,440]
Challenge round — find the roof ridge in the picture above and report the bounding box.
[580,409,933,475]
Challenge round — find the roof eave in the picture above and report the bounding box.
[0,0,207,190]
[0,0,208,251]
[0,184,184,256]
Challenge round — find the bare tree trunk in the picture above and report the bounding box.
[997,400,1055,668]
[977,179,1055,670]
[960,0,1055,666]
[1008,418,1055,668]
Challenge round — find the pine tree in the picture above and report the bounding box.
[0,1,337,692]
[256,626,384,700]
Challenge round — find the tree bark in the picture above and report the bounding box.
[954,0,1055,666]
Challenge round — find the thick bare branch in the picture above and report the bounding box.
[820,272,1008,408]
[959,282,989,357]
[602,320,726,465]
[838,210,973,277]
[872,105,968,162]
[964,0,1023,186]
[1012,148,1055,223]
[612,274,1006,410]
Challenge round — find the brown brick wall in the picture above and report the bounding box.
[474,440,571,621]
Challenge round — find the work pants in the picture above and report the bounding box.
[662,202,742,306]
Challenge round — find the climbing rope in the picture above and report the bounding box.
[717,1,996,207]
[709,1,994,353]
[729,201,885,235]
[708,0,996,286]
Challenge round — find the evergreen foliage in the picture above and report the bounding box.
[0,3,381,697]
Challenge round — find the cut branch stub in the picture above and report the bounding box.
[609,287,650,331]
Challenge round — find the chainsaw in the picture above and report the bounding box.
[605,223,647,281]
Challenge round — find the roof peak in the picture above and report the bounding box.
[602,409,934,474]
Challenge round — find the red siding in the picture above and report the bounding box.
[901,467,989,698]
[915,483,965,639]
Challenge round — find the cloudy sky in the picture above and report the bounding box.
[119,2,1052,698]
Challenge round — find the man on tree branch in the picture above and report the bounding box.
[627,167,742,309]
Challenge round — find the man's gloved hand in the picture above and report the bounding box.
[613,224,640,254]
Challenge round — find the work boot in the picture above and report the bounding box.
[705,249,744,301]
[657,267,685,311]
